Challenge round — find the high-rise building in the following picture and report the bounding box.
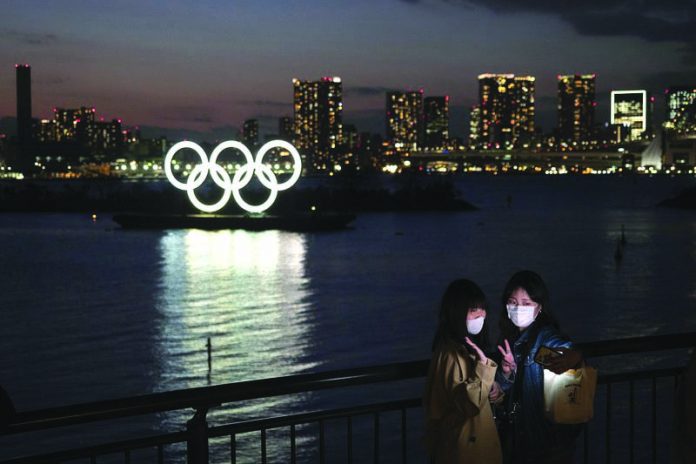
[479,74,513,147]
[242,119,259,147]
[278,117,293,141]
[15,64,32,145]
[293,76,343,172]
[343,124,358,151]
[35,119,57,143]
[357,132,382,170]
[611,90,649,141]
[477,74,535,148]
[124,127,141,145]
[423,96,449,151]
[513,76,535,145]
[53,107,96,143]
[665,86,696,134]
[386,90,423,153]
[558,74,596,143]
[338,123,358,169]
[469,105,481,146]
[43,107,123,156]
[91,119,123,155]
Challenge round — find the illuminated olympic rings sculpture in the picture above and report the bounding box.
[164,140,302,214]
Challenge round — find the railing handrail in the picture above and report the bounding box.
[577,331,696,357]
[4,331,695,435]
[4,359,427,435]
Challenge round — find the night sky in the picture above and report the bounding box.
[1,0,694,140]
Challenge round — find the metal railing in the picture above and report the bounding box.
[1,332,694,464]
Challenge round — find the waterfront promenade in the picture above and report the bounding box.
[1,331,694,463]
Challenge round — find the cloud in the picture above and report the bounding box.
[345,86,396,97]
[639,70,696,92]
[565,9,696,45]
[156,104,217,124]
[35,76,68,86]
[343,108,384,134]
[162,114,214,124]
[138,124,239,143]
[137,124,209,142]
[398,0,696,48]
[209,125,240,141]
[0,29,58,45]
[239,99,289,109]
[246,113,281,121]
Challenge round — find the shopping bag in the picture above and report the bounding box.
[543,365,597,424]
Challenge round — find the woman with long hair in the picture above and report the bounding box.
[496,270,582,464]
[423,279,503,464]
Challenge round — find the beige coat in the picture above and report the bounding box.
[423,339,502,464]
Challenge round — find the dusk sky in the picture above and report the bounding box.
[1,0,694,140]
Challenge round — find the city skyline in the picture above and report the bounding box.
[3,65,687,143]
[1,0,694,139]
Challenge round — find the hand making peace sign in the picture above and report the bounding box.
[497,339,517,377]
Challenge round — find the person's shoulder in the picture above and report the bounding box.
[537,325,559,337]
[433,339,470,365]
[536,324,572,348]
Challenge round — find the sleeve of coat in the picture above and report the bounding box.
[541,330,573,351]
[444,352,498,418]
[495,367,514,394]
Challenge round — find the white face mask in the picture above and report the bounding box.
[466,316,485,335]
[506,304,538,328]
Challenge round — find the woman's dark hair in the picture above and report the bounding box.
[432,279,490,351]
[499,270,560,344]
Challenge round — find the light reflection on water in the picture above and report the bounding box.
[155,229,319,462]
[156,229,317,390]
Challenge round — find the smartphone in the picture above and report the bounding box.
[534,345,563,366]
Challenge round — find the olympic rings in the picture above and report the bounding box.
[164,140,302,213]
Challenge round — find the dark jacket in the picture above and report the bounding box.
[497,323,581,462]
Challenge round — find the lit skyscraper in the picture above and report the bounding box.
[477,74,535,148]
[386,90,423,153]
[343,124,358,151]
[293,76,343,172]
[665,86,696,133]
[558,74,596,143]
[242,119,259,147]
[54,107,96,143]
[479,74,513,147]
[35,119,57,143]
[611,90,649,141]
[513,75,535,145]
[423,96,449,151]
[90,119,123,155]
[15,64,32,145]
[339,123,358,169]
[278,117,293,141]
[469,105,481,146]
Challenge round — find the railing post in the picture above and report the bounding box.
[186,407,209,464]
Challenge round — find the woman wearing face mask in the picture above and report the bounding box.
[495,270,582,464]
[423,279,503,464]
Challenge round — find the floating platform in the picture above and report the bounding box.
[112,212,356,232]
